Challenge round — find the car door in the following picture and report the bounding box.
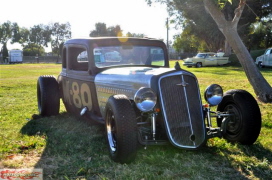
[204,53,217,66]
[61,44,95,115]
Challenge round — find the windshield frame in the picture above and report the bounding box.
[92,45,166,68]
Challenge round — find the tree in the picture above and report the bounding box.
[50,22,71,61]
[0,21,21,50]
[23,43,45,56]
[250,19,272,49]
[148,0,270,53]
[89,23,123,37]
[29,24,51,56]
[147,0,272,103]
[107,25,122,36]
[126,32,145,38]
[18,27,30,48]
[173,34,199,53]
[204,0,272,103]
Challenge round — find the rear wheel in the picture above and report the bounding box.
[105,95,138,163]
[37,75,60,116]
[217,90,261,145]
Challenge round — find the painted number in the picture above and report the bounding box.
[63,80,92,110]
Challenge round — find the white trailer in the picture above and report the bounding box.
[8,50,23,64]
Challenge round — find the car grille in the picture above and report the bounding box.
[159,72,206,149]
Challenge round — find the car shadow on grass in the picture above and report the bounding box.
[202,139,272,180]
[20,112,272,180]
[20,112,113,179]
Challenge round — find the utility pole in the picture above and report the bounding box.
[166,18,169,50]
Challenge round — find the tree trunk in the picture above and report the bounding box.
[224,40,231,56]
[223,27,272,103]
[203,0,272,103]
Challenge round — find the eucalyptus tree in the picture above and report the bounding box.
[50,22,71,60]
[29,24,51,55]
[89,23,123,37]
[147,0,272,103]
[0,21,21,61]
[89,23,108,37]
[0,21,20,48]
[18,27,30,48]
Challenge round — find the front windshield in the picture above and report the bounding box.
[94,45,165,68]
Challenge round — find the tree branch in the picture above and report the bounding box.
[232,0,246,29]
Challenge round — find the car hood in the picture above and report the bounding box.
[95,67,174,96]
[94,67,177,117]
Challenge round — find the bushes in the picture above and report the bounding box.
[228,49,266,67]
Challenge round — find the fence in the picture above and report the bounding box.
[0,56,61,64]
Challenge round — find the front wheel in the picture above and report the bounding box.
[217,90,261,145]
[258,62,264,68]
[105,95,138,163]
[196,62,202,68]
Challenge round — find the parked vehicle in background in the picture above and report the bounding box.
[255,48,272,68]
[183,52,230,67]
[36,37,261,163]
[8,50,23,64]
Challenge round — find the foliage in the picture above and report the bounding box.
[89,22,147,38]
[249,18,272,49]
[29,24,51,49]
[0,63,271,179]
[0,21,21,45]
[126,32,145,38]
[146,0,272,52]
[18,27,30,48]
[173,30,205,53]
[0,21,71,56]
[50,22,71,58]
[22,43,45,56]
[89,23,123,37]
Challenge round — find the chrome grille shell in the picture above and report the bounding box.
[158,71,206,149]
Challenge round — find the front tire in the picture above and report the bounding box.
[258,62,264,68]
[105,95,138,163]
[37,75,60,116]
[217,90,261,145]
[196,62,202,68]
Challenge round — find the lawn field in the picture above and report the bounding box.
[0,63,271,180]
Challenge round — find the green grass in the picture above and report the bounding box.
[0,63,271,180]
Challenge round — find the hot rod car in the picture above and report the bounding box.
[37,37,261,163]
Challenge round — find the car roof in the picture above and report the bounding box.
[64,37,163,45]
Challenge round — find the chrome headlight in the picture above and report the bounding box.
[204,84,223,106]
[134,87,157,112]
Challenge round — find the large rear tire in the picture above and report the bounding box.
[217,90,261,145]
[37,75,60,116]
[105,95,138,163]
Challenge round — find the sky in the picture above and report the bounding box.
[1,0,180,51]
